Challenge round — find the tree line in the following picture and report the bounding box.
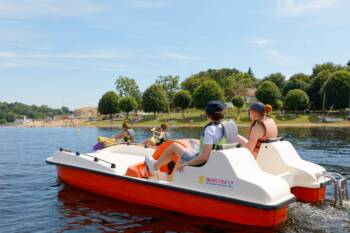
[98,61,350,118]
[0,102,72,124]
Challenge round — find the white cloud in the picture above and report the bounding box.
[129,0,173,8]
[160,51,195,60]
[0,51,127,59]
[0,0,104,20]
[0,61,16,68]
[0,50,196,71]
[276,0,339,17]
[265,49,290,65]
[0,51,196,60]
[0,50,197,61]
[6,41,54,51]
[58,63,127,72]
[249,38,272,46]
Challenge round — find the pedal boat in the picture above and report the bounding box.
[46,139,338,227]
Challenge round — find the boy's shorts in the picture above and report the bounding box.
[181,150,199,162]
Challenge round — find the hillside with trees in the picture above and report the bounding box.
[0,102,72,125]
[97,61,350,121]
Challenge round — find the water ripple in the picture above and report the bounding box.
[0,127,349,233]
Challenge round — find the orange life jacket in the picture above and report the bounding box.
[248,118,278,154]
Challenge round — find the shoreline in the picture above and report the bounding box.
[3,122,350,128]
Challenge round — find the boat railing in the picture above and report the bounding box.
[322,172,349,206]
[59,148,116,169]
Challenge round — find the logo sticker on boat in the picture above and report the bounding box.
[198,176,234,189]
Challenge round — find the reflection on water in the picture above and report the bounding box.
[0,127,349,232]
[57,185,277,233]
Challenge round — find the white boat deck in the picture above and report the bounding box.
[88,144,155,175]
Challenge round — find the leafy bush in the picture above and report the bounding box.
[98,91,120,117]
[192,80,225,109]
[142,84,168,118]
[321,70,350,109]
[285,89,310,111]
[231,95,245,116]
[282,73,310,96]
[173,90,192,118]
[255,81,282,106]
[119,96,138,119]
[262,73,285,90]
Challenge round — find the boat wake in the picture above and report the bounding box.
[282,202,350,233]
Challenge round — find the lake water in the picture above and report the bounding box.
[0,127,349,233]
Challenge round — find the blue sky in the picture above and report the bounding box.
[0,0,349,109]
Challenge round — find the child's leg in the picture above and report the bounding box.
[154,143,188,170]
[167,156,181,181]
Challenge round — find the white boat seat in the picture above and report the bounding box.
[257,141,326,188]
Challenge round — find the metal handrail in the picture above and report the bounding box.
[338,176,349,203]
[59,148,116,168]
[322,172,349,206]
[323,174,339,205]
[79,152,116,169]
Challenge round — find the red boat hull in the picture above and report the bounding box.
[291,186,326,203]
[56,165,289,227]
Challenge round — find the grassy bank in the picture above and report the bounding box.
[81,108,350,128]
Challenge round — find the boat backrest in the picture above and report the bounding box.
[221,120,238,144]
[256,141,326,187]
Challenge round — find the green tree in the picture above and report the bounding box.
[312,62,345,78]
[156,75,180,113]
[114,76,142,107]
[308,70,331,109]
[98,91,120,118]
[181,75,209,94]
[192,80,225,109]
[61,106,71,115]
[231,95,245,116]
[0,101,71,120]
[321,70,350,109]
[285,89,310,113]
[282,73,310,96]
[199,68,240,88]
[119,96,138,119]
[181,68,240,94]
[173,90,192,118]
[347,60,350,67]
[263,73,285,90]
[5,113,15,123]
[255,81,282,107]
[275,99,284,112]
[247,67,255,79]
[142,84,168,118]
[227,72,254,97]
